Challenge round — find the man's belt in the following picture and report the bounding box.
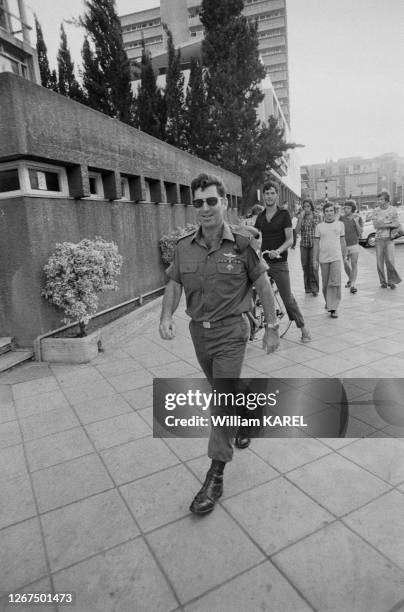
[192,313,245,329]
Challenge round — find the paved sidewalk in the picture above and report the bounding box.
[1,246,404,611]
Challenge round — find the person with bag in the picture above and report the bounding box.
[372,190,402,289]
[295,197,321,296]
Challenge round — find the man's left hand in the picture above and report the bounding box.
[262,328,280,353]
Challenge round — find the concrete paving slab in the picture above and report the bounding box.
[41,490,139,572]
[287,453,391,516]
[121,385,152,410]
[84,412,151,450]
[0,419,21,448]
[32,453,114,513]
[183,561,313,612]
[0,444,27,478]
[344,490,404,572]
[14,389,70,419]
[339,438,404,484]
[0,518,47,593]
[222,478,333,555]
[0,472,36,529]
[100,437,180,485]
[273,522,404,612]
[62,379,118,405]
[52,539,178,612]
[0,402,16,424]
[12,376,59,399]
[0,577,54,612]
[19,405,80,442]
[72,393,133,424]
[251,437,331,473]
[146,506,265,604]
[120,464,201,532]
[25,428,93,472]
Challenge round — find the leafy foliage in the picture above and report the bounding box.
[164,26,186,148]
[200,0,265,171]
[184,58,210,158]
[159,225,197,265]
[57,24,85,102]
[135,43,165,139]
[42,238,123,335]
[80,0,134,124]
[35,15,58,92]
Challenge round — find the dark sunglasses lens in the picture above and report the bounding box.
[206,197,219,206]
[192,199,204,208]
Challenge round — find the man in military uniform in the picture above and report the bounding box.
[159,173,280,515]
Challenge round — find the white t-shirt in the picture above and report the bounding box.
[315,220,345,263]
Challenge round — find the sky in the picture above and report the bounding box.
[25,0,404,165]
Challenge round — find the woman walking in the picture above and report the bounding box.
[296,198,321,296]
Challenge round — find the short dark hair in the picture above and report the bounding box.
[191,173,226,197]
[263,181,279,194]
[344,199,357,212]
[377,189,390,202]
[302,198,314,211]
[323,202,334,213]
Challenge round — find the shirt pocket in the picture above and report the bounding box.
[180,262,200,290]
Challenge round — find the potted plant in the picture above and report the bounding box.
[40,237,123,363]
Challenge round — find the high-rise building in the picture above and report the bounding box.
[120,0,290,125]
[0,0,40,83]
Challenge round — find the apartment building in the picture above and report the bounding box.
[301,153,404,208]
[120,0,290,125]
[0,0,39,82]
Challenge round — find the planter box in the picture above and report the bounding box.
[39,332,101,364]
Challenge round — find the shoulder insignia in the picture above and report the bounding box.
[176,229,197,243]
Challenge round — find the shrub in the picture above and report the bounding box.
[42,237,123,336]
[159,224,197,265]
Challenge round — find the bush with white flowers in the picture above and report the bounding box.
[42,238,123,336]
[159,224,197,265]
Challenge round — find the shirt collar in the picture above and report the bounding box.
[191,222,235,245]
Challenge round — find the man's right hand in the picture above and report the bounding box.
[159,317,176,340]
[313,260,319,270]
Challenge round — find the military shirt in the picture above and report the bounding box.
[167,223,268,322]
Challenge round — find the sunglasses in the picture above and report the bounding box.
[192,197,221,209]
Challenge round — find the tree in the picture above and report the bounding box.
[199,0,265,172]
[81,0,134,124]
[164,26,186,148]
[57,23,85,102]
[184,57,210,158]
[35,15,58,92]
[135,43,165,139]
[242,115,297,208]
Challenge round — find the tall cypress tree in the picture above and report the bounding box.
[164,26,186,148]
[135,43,165,139]
[57,24,84,102]
[81,0,134,124]
[184,57,210,158]
[199,0,265,173]
[35,15,58,91]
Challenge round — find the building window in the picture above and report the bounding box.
[120,177,130,200]
[0,0,8,30]
[0,161,69,198]
[0,168,20,193]
[88,172,104,198]
[28,168,60,192]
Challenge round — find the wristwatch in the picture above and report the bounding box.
[264,322,280,331]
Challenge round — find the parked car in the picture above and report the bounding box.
[360,208,404,247]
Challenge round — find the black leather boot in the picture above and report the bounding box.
[189,468,223,515]
[235,428,251,449]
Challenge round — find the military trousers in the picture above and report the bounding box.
[189,316,250,463]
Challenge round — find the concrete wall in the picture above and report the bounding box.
[0,73,242,346]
